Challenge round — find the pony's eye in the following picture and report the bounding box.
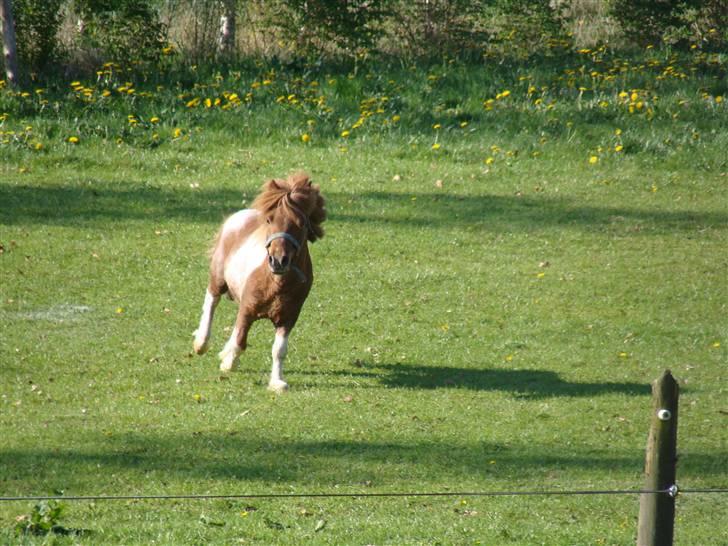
[266,218,272,224]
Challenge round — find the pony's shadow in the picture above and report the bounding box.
[315,363,650,399]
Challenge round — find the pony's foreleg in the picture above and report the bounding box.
[193,289,220,354]
[268,327,290,393]
[218,310,250,372]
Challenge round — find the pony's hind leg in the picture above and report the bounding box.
[193,289,220,355]
[268,327,290,393]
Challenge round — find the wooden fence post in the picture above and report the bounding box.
[637,370,679,546]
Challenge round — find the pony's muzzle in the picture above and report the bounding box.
[268,253,291,275]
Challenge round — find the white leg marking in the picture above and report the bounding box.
[218,327,241,372]
[268,329,289,393]
[193,290,219,355]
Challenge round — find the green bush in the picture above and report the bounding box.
[610,0,727,49]
[265,0,391,58]
[72,0,167,65]
[12,0,64,74]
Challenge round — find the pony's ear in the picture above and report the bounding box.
[265,179,283,192]
[287,172,311,188]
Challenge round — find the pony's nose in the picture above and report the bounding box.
[268,254,290,272]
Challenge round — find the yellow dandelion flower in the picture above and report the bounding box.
[630,92,638,102]
[173,128,182,138]
[431,143,441,150]
[150,116,160,124]
[589,155,598,164]
[68,136,80,144]
[392,115,401,122]
[716,96,723,103]
[484,157,494,165]
[433,123,441,130]
[341,130,350,138]
[301,133,311,143]
[615,144,623,152]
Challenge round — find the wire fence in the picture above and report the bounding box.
[2,486,727,503]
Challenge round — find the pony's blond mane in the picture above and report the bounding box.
[252,172,326,242]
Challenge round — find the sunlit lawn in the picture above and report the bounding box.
[1,47,726,544]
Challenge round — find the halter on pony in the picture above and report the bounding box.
[264,199,311,282]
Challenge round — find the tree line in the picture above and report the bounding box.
[2,0,726,85]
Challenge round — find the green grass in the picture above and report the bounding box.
[1,48,727,544]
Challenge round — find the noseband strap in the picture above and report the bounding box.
[265,231,301,252]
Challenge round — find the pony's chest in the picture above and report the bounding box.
[247,279,311,322]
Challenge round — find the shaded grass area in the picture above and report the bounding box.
[2,181,726,232]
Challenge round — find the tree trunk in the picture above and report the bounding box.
[218,0,236,57]
[0,0,19,85]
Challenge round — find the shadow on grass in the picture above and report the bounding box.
[1,183,726,234]
[1,432,725,495]
[296,363,651,399]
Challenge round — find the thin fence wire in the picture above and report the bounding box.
[2,486,726,503]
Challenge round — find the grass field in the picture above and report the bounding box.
[1,45,727,544]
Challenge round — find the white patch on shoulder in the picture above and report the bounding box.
[223,210,267,300]
[222,209,259,237]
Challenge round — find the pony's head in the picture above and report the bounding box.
[252,172,326,276]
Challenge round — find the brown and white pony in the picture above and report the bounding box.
[193,173,326,392]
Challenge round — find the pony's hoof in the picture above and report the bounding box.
[192,330,209,355]
[219,359,238,372]
[193,338,209,355]
[268,380,289,393]
[218,347,239,372]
